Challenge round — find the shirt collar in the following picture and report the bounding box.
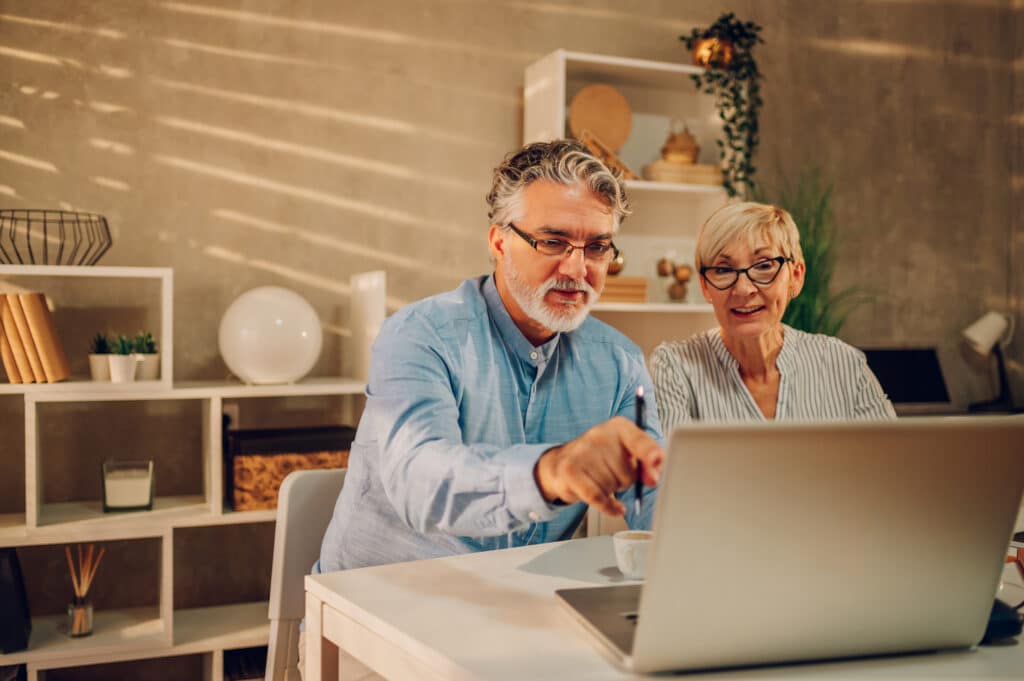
[776,324,798,374]
[482,274,560,365]
[711,324,797,374]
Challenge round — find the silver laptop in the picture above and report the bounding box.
[557,417,1024,673]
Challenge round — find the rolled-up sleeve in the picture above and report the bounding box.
[371,318,561,537]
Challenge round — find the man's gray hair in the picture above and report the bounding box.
[486,139,631,231]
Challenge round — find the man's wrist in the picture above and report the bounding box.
[534,445,563,503]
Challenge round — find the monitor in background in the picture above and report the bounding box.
[861,347,955,414]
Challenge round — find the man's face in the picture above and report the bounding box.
[489,180,616,344]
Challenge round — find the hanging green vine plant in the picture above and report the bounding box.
[681,13,764,198]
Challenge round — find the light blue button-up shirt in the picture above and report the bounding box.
[318,275,662,572]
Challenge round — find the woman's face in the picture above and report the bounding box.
[700,236,805,341]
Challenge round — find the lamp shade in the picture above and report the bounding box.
[962,311,1011,356]
[218,286,322,384]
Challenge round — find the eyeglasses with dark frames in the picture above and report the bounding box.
[700,256,793,290]
[506,223,619,263]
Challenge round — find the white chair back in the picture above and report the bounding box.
[265,468,346,681]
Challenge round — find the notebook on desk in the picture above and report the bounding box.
[556,417,1024,674]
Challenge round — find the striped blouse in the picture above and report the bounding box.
[650,325,896,431]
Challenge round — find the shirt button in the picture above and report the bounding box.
[530,351,538,360]
[528,511,539,521]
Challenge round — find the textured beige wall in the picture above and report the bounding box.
[0,0,1020,406]
[754,1,1021,405]
[1009,0,1023,401]
[1,0,1020,406]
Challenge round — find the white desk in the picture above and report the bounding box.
[305,537,1023,681]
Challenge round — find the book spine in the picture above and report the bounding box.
[0,295,34,383]
[19,292,70,383]
[6,294,46,383]
[0,313,22,383]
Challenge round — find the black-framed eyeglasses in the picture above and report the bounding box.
[506,223,619,263]
[700,256,793,290]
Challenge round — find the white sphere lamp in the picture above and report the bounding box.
[218,286,322,384]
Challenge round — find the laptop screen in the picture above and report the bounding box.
[861,347,950,404]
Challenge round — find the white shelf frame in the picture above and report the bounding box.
[624,178,724,195]
[0,268,386,679]
[524,49,726,197]
[525,49,724,359]
[0,529,173,669]
[19,377,364,534]
[4,378,362,679]
[0,265,173,393]
[14,602,269,680]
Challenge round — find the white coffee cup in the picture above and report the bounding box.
[613,530,652,580]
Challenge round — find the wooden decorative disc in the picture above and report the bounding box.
[569,84,632,153]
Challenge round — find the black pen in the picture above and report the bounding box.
[634,386,645,516]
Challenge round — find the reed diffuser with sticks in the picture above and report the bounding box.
[65,543,104,637]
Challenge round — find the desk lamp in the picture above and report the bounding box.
[963,311,1015,412]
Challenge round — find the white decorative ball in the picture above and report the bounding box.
[218,286,322,384]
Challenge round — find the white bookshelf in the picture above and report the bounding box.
[0,265,173,391]
[525,50,727,356]
[0,266,384,680]
[18,377,365,403]
[2,606,167,666]
[16,603,270,678]
[623,178,725,195]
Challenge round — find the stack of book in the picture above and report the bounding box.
[0,292,71,384]
[642,160,723,186]
[600,276,647,304]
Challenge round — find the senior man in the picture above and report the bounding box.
[318,139,664,575]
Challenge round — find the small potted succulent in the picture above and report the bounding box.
[132,331,159,381]
[88,333,112,382]
[108,334,138,383]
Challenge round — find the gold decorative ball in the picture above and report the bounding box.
[668,282,688,300]
[656,257,674,277]
[673,264,693,283]
[607,254,625,276]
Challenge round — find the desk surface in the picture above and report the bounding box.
[306,537,1023,681]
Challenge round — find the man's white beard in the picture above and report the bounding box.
[502,250,597,334]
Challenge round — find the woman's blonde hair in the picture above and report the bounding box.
[694,201,804,269]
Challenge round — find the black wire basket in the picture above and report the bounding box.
[0,209,113,265]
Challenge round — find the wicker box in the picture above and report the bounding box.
[223,425,355,511]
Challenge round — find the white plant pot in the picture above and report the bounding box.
[88,354,111,382]
[108,355,138,383]
[134,353,160,381]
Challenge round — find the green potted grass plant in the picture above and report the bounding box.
[88,333,112,382]
[108,334,138,383]
[133,331,159,381]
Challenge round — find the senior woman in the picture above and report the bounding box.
[650,201,895,428]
